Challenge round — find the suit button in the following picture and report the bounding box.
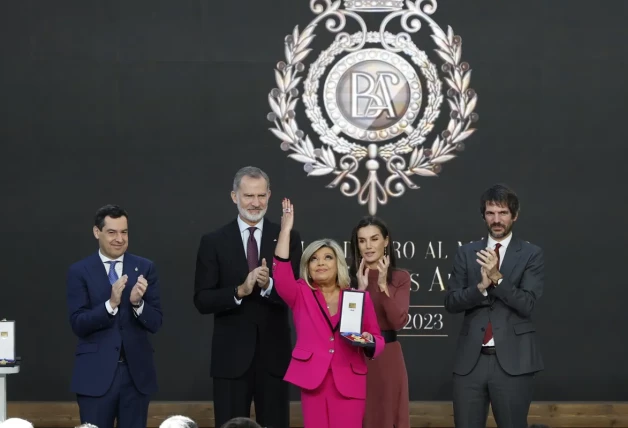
[481,327,485,332]
[329,349,334,353]
[119,326,123,330]
[329,337,334,341]
[115,347,119,351]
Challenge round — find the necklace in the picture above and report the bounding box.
[324,290,338,310]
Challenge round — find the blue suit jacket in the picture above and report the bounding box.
[66,252,162,396]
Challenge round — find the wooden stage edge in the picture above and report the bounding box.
[7,402,628,428]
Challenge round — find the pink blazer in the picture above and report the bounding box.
[272,257,384,399]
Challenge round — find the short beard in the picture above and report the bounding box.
[487,222,513,239]
[237,198,266,223]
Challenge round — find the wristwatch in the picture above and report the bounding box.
[131,300,143,308]
[234,286,240,299]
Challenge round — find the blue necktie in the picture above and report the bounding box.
[106,259,126,361]
[106,260,119,285]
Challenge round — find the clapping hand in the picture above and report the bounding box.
[476,248,502,283]
[239,268,259,298]
[376,255,390,293]
[356,258,369,291]
[130,275,147,305]
[257,258,270,289]
[110,275,128,309]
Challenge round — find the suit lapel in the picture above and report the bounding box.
[228,217,278,278]
[470,240,486,285]
[122,253,139,299]
[259,219,278,265]
[86,252,112,301]
[227,220,250,275]
[499,238,522,282]
[312,289,341,333]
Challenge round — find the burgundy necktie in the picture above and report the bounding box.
[483,243,502,345]
[246,226,259,272]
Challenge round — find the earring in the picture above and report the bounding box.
[384,247,388,256]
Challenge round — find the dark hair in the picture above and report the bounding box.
[348,216,397,286]
[220,418,262,428]
[480,183,519,218]
[94,204,128,230]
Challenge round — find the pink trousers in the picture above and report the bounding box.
[300,369,365,428]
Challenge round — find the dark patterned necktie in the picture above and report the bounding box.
[483,243,502,345]
[247,227,259,272]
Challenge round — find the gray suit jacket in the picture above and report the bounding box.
[444,237,544,376]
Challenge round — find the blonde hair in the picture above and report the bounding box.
[300,239,350,290]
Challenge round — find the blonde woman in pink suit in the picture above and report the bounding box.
[272,198,385,428]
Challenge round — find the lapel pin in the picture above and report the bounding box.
[135,267,138,272]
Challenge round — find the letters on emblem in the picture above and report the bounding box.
[351,71,400,119]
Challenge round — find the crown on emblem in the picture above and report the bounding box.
[344,0,404,12]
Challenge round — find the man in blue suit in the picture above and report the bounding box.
[66,204,163,428]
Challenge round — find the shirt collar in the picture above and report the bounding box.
[98,249,124,263]
[237,216,264,233]
[487,232,513,250]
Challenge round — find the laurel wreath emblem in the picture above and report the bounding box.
[267,0,478,214]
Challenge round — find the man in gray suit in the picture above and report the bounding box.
[445,184,544,428]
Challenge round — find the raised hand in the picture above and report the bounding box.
[275,198,293,260]
[280,198,294,231]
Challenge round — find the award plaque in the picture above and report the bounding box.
[339,291,374,348]
[0,320,15,366]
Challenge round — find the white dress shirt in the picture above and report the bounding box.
[234,216,274,305]
[100,250,144,316]
[481,232,513,346]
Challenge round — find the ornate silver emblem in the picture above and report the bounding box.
[267,0,478,214]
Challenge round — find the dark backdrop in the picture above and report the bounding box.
[1,0,627,402]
